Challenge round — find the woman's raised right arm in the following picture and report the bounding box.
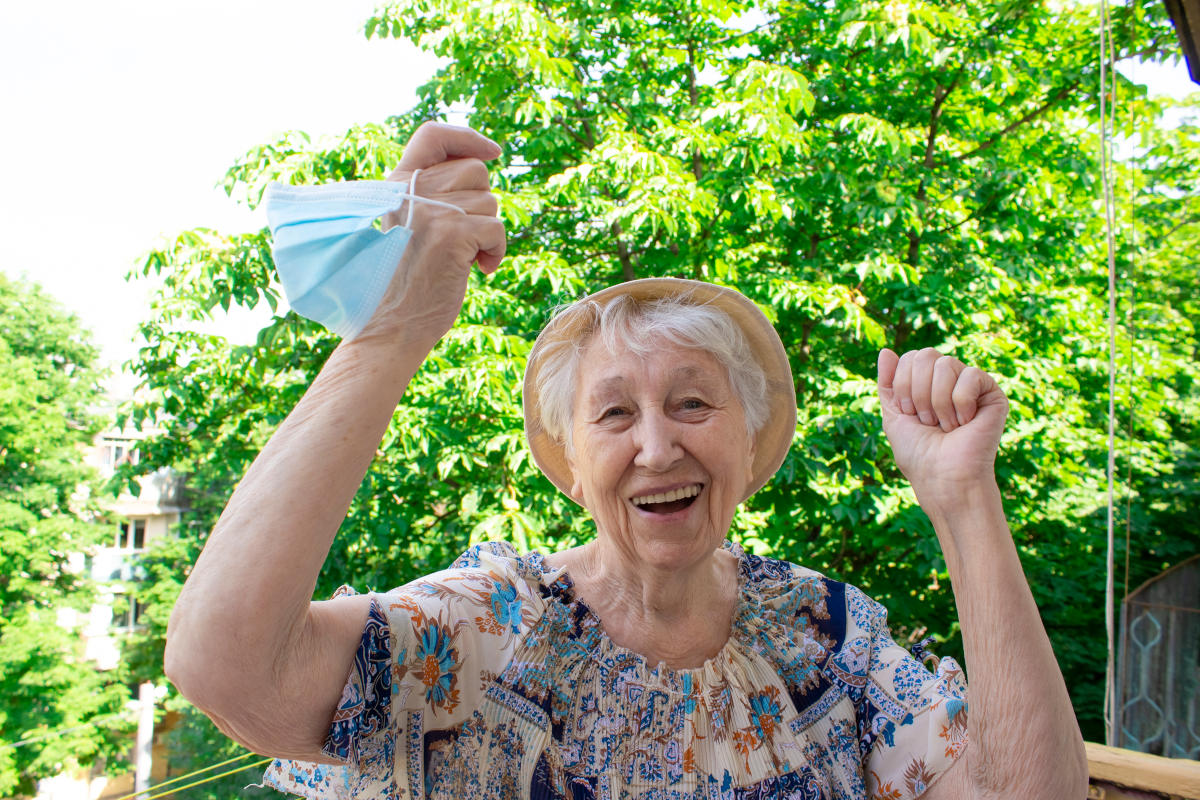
[163,123,506,762]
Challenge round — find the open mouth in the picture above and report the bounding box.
[631,484,702,514]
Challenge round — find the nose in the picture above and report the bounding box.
[633,409,683,472]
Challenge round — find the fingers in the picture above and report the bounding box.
[931,356,965,431]
[889,348,977,431]
[395,122,502,172]
[907,349,940,426]
[892,351,914,416]
[388,123,507,274]
[382,150,500,234]
[403,155,498,216]
[412,158,492,197]
[876,348,899,408]
[471,216,508,273]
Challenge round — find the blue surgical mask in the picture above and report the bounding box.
[264,172,461,339]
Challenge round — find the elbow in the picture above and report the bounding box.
[163,603,208,708]
[163,599,246,714]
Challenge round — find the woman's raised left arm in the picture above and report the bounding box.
[877,347,1088,800]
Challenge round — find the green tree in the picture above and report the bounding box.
[125,0,1197,770]
[0,275,133,796]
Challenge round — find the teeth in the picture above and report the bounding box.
[632,484,701,506]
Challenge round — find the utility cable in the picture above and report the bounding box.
[1099,0,1120,749]
[0,711,136,751]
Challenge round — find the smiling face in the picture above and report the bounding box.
[565,337,757,571]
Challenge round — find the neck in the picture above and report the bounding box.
[566,539,739,669]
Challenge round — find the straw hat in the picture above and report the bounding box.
[522,278,797,504]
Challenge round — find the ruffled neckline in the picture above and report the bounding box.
[519,541,776,694]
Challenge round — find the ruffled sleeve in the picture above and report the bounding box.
[844,585,968,799]
[261,543,551,800]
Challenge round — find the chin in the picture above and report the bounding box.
[632,530,726,571]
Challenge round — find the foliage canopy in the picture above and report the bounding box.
[0,275,133,796]
[123,0,1198,769]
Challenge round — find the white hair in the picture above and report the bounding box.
[533,291,770,450]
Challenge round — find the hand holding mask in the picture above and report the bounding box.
[265,123,506,344]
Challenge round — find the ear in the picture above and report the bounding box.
[565,443,586,504]
[744,434,758,490]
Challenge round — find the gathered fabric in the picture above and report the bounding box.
[264,541,967,800]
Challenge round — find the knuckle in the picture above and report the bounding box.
[465,158,490,183]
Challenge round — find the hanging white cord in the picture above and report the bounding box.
[1099,0,1119,748]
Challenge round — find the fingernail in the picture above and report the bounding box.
[918,411,934,425]
[900,399,915,414]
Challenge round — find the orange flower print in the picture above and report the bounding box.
[871,783,902,800]
[682,745,697,774]
[939,715,967,759]
[732,728,761,771]
[868,770,902,800]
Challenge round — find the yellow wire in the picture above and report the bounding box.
[111,756,272,800]
[141,757,272,800]
[108,751,257,799]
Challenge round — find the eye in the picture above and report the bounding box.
[680,398,707,411]
[600,406,629,419]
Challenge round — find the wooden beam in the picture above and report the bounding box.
[1163,0,1200,84]
[1087,741,1200,799]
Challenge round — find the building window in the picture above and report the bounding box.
[112,592,144,632]
[114,518,147,550]
[125,595,143,631]
[101,440,139,468]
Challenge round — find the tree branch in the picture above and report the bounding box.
[908,68,965,266]
[686,34,704,182]
[611,220,636,280]
[1157,214,1200,243]
[950,79,1083,163]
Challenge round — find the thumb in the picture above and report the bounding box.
[397,122,502,172]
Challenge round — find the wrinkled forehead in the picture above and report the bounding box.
[573,337,732,398]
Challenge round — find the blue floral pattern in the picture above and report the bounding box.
[263,542,967,800]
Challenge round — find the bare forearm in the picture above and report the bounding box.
[166,333,431,690]
[924,483,1088,800]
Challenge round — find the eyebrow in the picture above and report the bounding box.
[585,365,721,398]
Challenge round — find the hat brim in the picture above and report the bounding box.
[522,278,797,505]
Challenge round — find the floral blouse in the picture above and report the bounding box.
[263,541,967,800]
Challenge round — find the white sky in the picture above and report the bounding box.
[0,0,438,395]
[0,1,1195,398]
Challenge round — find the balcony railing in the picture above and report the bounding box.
[1087,741,1200,799]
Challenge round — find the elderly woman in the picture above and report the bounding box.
[164,123,1088,800]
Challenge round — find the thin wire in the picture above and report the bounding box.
[1100,0,1119,749]
[111,756,272,800]
[0,711,135,751]
[109,751,258,798]
[1123,2,1139,608]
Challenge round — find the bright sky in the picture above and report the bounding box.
[0,1,1195,399]
[0,0,438,394]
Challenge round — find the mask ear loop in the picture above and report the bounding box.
[396,168,467,227]
[405,169,422,229]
